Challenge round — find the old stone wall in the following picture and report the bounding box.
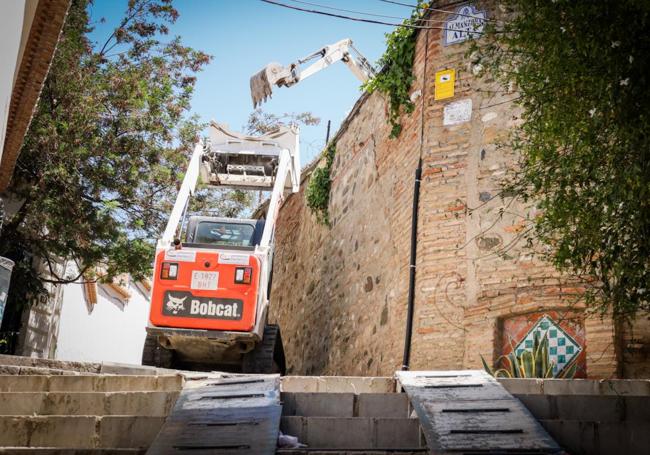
[269,1,644,378]
[16,258,66,358]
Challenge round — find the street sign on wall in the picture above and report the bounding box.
[444,5,487,46]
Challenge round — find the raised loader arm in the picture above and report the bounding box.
[159,123,300,250]
[250,38,376,107]
[259,129,300,248]
[158,142,203,249]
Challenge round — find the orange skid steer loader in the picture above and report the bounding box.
[143,122,300,373]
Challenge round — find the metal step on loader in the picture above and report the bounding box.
[143,121,300,373]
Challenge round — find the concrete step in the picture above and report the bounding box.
[499,377,650,396]
[282,392,411,418]
[0,391,178,416]
[0,449,145,454]
[280,417,424,450]
[0,355,101,373]
[357,393,410,418]
[281,376,396,393]
[275,447,422,455]
[516,394,650,422]
[282,392,354,417]
[0,354,174,376]
[277,451,427,454]
[0,374,183,392]
[0,364,88,376]
[0,416,165,448]
[540,419,650,455]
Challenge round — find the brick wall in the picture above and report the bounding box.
[270,1,642,378]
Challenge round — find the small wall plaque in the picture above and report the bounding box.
[443,98,473,126]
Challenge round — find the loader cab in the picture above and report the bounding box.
[184,216,265,250]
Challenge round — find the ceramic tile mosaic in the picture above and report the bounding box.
[514,315,582,375]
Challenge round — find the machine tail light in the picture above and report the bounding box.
[161,262,179,280]
[234,267,253,284]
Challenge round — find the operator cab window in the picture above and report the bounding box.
[194,222,255,247]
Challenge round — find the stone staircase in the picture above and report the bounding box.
[0,355,183,453]
[277,376,427,454]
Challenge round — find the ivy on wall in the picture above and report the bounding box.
[474,0,650,318]
[364,2,426,138]
[305,143,336,225]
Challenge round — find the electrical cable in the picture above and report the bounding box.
[378,0,494,22]
[260,0,484,32]
[286,0,447,23]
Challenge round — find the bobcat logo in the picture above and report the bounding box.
[165,295,187,314]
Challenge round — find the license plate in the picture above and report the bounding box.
[191,271,219,290]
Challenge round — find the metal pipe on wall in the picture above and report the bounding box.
[402,23,429,370]
[402,158,422,371]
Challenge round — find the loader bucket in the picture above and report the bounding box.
[250,62,291,108]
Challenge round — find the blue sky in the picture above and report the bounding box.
[87,0,416,163]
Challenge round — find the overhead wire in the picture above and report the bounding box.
[259,0,485,33]
[378,0,495,22]
[285,0,448,23]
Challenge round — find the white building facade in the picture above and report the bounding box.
[54,275,150,365]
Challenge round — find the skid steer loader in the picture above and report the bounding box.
[142,121,300,373]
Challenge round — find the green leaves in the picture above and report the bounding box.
[474,0,650,319]
[0,0,211,299]
[306,143,336,225]
[481,332,575,379]
[364,2,425,138]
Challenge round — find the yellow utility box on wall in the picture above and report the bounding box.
[434,69,455,100]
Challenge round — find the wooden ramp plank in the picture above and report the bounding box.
[396,371,562,455]
[147,374,281,455]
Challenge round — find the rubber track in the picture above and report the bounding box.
[141,334,173,369]
[242,324,279,374]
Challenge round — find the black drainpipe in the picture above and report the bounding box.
[402,158,422,371]
[402,24,429,371]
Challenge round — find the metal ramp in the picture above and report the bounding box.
[396,370,562,455]
[147,374,281,455]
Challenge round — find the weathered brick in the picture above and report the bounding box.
[268,1,643,379]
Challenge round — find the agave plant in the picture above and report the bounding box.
[481,331,577,379]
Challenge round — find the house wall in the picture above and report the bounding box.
[269,1,638,378]
[55,276,150,365]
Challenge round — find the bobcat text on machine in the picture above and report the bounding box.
[143,121,300,373]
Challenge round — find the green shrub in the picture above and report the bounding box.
[364,1,425,138]
[481,332,577,379]
[305,143,335,225]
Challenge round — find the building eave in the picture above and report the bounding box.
[0,0,71,192]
